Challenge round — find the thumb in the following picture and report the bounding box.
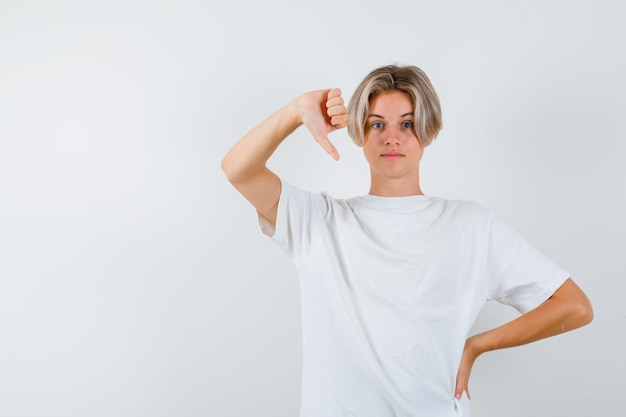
[316,134,340,161]
[454,377,470,401]
[454,385,463,401]
[308,123,340,161]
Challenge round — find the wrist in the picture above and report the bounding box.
[466,333,487,359]
[287,94,307,126]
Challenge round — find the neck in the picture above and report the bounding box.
[368,175,423,197]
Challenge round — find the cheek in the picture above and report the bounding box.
[412,145,425,161]
[362,142,377,162]
[362,131,381,147]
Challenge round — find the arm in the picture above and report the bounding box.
[221,89,349,226]
[454,277,593,400]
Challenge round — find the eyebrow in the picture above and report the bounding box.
[367,112,414,118]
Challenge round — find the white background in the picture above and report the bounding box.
[1,1,624,416]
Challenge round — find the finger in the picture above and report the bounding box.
[327,88,342,100]
[454,366,467,400]
[326,95,344,108]
[454,387,468,401]
[327,95,348,128]
[454,378,471,401]
[315,134,340,161]
[454,381,463,400]
[330,113,349,129]
[327,102,347,117]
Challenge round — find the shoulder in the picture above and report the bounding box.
[431,197,495,226]
[278,180,344,214]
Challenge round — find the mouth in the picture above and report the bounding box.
[381,152,404,159]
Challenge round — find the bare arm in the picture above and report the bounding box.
[455,277,593,400]
[221,89,349,226]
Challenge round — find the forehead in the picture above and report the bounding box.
[368,90,414,116]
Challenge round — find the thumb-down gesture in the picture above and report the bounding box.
[296,88,349,160]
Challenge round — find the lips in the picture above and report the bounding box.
[381,152,404,159]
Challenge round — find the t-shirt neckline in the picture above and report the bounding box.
[356,193,434,211]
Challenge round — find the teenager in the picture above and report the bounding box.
[221,64,593,417]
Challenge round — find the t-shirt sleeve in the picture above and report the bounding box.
[258,180,329,264]
[485,213,570,314]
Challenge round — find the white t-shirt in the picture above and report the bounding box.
[259,181,569,417]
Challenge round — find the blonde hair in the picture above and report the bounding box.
[347,65,442,147]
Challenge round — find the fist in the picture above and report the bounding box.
[326,88,349,130]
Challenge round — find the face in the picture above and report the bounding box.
[362,90,423,186]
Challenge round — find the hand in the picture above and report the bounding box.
[295,88,349,160]
[454,336,481,401]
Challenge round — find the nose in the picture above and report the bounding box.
[384,126,401,145]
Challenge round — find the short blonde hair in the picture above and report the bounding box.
[347,65,442,148]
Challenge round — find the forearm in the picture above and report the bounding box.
[456,279,592,399]
[469,278,593,357]
[221,101,301,183]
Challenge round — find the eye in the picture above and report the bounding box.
[371,122,383,129]
[401,121,413,129]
